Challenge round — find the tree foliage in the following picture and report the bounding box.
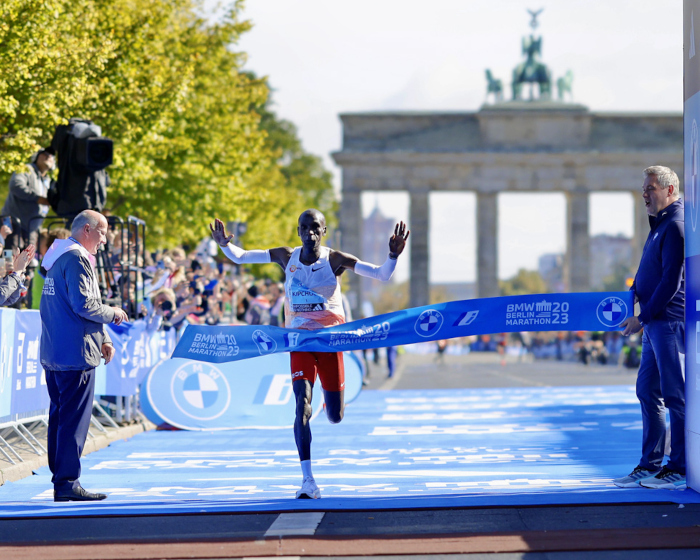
[0,0,335,249]
[499,268,549,296]
[602,262,635,292]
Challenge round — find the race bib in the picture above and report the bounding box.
[289,278,327,312]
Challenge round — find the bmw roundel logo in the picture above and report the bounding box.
[414,309,444,338]
[596,296,628,328]
[253,329,277,355]
[170,362,231,420]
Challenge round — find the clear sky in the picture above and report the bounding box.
[234,0,682,282]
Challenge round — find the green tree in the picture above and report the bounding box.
[602,262,635,292]
[499,268,549,296]
[0,0,116,170]
[0,0,335,250]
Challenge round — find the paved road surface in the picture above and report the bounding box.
[3,351,696,560]
[363,351,637,391]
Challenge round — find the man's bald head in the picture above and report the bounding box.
[72,210,109,255]
[297,209,327,251]
[298,209,325,227]
[71,210,106,236]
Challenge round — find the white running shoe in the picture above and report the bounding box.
[613,465,660,488]
[639,467,687,490]
[296,476,321,499]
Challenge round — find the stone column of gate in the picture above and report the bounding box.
[409,188,430,308]
[565,190,591,292]
[632,192,648,269]
[476,192,499,298]
[339,186,363,319]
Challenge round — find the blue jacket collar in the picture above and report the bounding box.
[649,198,683,230]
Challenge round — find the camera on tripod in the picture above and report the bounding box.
[49,118,113,218]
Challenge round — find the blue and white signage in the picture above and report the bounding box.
[11,311,48,416]
[685,0,700,492]
[0,309,15,421]
[173,292,634,365]
[141,351,364,430]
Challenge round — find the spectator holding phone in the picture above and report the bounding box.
[2,147,53,250]
[0,245,35,306]
[0,222,12,249]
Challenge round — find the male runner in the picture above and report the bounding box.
[210,210,408,499]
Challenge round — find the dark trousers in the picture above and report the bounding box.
[45,368,95,492]
[636,320,686,473]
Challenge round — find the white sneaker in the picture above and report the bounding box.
[639,467,687,490]
[296,476,321,499]
[613,465,660,488]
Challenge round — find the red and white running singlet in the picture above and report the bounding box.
[283,246,345,330]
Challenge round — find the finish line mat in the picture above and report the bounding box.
[1,385,698,518]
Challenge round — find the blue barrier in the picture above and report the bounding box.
[0,309,177,426]
[0,309,16,422]
[95,321,177,397]
[140,351,364,430]
[10,310,47,417]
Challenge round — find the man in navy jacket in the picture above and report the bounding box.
[615,166,686,490]
[40,210,128,501]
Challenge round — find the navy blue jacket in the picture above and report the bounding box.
[40,239,114,371]
[632,199,684,324]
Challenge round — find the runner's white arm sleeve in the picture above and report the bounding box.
[221,243,271,264]
[354,256,397,282]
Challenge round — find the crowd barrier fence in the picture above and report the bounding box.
[0,309,177,464]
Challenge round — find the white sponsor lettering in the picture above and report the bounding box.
[505,301,569,327]
[263,374,293,405]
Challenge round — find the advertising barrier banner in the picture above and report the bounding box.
[173,292,634,365]
[0,309,15,421]
[101,322,178,397]
[10,310,48,416]
[0,310,178,425]
[140,352,364,430]
[685,0,700,491]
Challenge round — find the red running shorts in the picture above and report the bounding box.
[290,351,345,392]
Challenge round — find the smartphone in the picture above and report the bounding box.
[3,249,13,273]
[157,260,165,270]
[2,217,12,233]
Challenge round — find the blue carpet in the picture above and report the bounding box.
[1,385,698,517]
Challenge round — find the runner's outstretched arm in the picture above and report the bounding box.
[330,221,409,281]
[210,218,291,269]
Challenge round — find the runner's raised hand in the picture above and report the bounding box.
[209,218,234,247]
[388,221,409,257]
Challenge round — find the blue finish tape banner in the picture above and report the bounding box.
[173,292,633,364]
[140,351,364,430]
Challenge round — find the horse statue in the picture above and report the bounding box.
[512,34,552,100]
[485,69,504,103]
[556,70,574,102]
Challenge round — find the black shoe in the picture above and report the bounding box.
[54,486,107,502]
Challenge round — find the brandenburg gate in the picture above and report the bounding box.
[332,13,682,316]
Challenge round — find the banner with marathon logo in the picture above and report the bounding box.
[140,352,365,430]
[173,291,633,364]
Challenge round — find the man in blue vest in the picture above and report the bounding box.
[615,166,686,490]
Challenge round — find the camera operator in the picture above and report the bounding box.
[2,148,53,250]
